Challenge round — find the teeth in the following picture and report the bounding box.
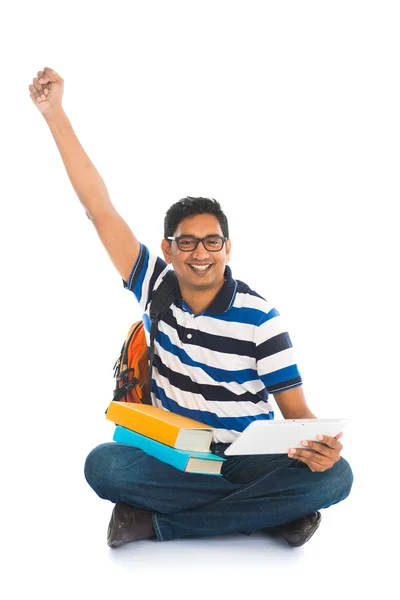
[190,265,211,270]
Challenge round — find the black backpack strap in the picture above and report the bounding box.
[142,270,177,404]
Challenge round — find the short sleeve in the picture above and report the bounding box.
[255,307,303,394]
[122,243,171,313]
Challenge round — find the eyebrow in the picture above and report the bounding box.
[177,233,222,237]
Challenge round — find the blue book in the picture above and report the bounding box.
[113,426,226,476]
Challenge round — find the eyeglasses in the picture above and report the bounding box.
[167,235,227,252]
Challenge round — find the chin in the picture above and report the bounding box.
[187,278,214,289]
[184,274,217,290]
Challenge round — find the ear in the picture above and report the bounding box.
[161,239,172,264]
[225,238,232,263]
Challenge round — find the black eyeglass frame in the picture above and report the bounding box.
[166,235,227,252]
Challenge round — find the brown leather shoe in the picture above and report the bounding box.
[275,511,321,547]
[107,502,156,548]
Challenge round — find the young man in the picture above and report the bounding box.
[29,67,353,548]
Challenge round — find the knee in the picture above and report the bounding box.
[84,442,146,496]
[337,456,354,497]
[84,443,118,491]
[325,456,354,505]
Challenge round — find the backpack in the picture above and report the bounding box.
[111,270,178,405]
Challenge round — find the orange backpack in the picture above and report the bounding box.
[112,270,177,405]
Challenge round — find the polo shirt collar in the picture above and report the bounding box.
[175,265,237,315]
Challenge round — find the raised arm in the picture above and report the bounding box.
[29,67,140,283]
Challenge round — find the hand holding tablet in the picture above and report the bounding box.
[224,419,349,456]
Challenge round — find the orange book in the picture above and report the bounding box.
[106,401,213,452]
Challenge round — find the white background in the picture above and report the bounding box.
[0,1,398,598]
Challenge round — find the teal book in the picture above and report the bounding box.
[113,426,226,476]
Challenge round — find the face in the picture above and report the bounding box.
[161,213,231,293]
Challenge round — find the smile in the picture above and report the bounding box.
[187,264,213,273]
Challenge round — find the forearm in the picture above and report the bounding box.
[273,386,317,420]
[287,409,317,420]
[43,108,113,219]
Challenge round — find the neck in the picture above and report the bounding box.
[181,282,224,315]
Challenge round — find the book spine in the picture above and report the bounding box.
[106,403,179,447]
[113,427,189,471]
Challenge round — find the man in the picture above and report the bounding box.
[29,67,353,549]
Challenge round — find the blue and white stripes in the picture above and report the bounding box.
[123,244,302,443]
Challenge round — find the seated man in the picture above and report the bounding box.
[30,67,353,548]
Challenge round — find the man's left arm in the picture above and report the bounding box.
[273,386,344,472]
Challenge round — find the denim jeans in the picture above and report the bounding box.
[84,441,353,541]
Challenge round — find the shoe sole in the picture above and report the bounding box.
[107,504,124,548]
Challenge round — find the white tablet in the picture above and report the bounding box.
[224,418,349,455]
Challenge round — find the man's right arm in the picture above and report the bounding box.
[30,67,140,283]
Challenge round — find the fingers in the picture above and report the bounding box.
[288,437,342,472]
[300,438,342,458]
[29,83,45,104]
[29,66,64,112]
[37,70,48,90]
[289,446,333,465]
[29,84,39,102]
[291,453,326,472]
[289,448,339,462]
[32,78,46,101]
[316,434,343,451]
[38,66,62,84]
[288,447,333,472]
[30,68,57,104]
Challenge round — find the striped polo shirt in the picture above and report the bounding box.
[122,243,302,443]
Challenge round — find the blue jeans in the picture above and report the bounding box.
[84,442,353,541]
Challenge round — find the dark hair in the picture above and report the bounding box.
[164,197,229,239]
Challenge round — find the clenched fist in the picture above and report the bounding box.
[29,67,64,116]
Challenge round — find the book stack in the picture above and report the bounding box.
[106,401,226,476]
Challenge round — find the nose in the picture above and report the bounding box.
[192,241,210,260]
